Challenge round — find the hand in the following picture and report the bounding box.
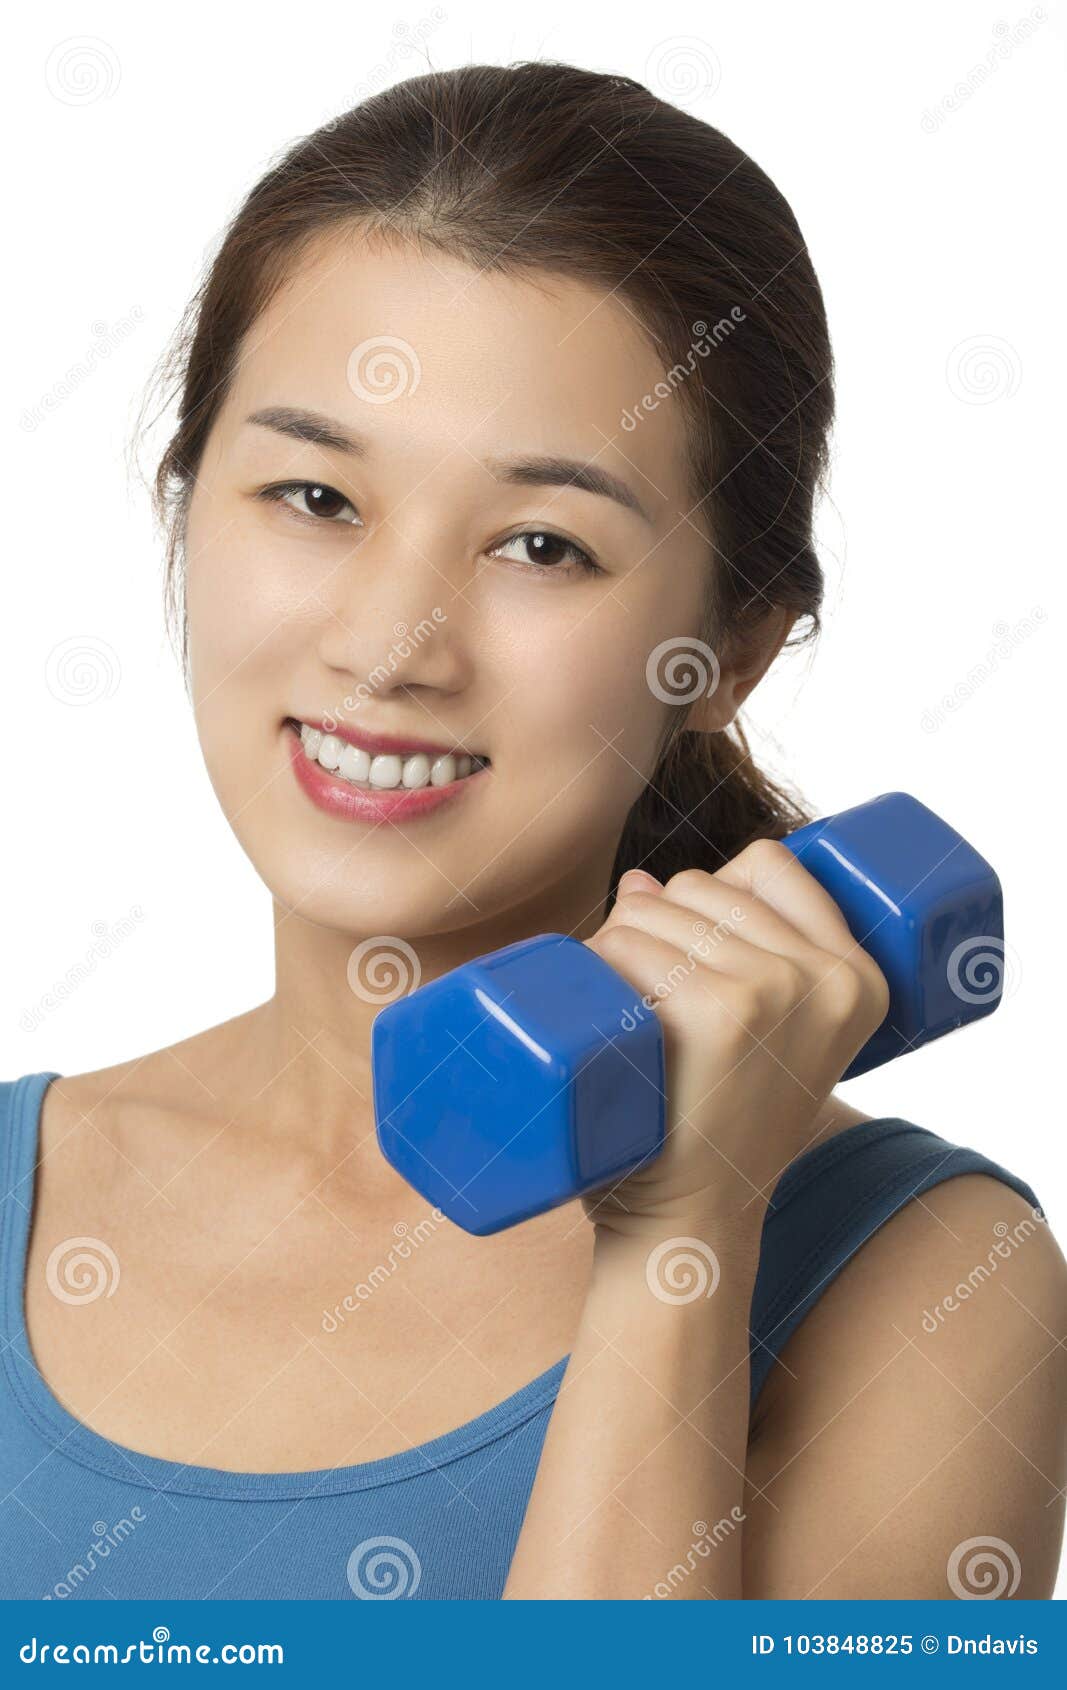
[581,839,890,1240]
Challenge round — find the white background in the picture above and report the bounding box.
[4,0,1065,1596]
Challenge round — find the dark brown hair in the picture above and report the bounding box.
[143,60,834,893]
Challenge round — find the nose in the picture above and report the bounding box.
[316,525,474,700]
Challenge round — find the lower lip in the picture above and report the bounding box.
[285,723,489,823]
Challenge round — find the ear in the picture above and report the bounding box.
[685,607,795,734]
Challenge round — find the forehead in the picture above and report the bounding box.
[225,228,695,512]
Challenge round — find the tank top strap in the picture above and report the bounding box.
[749,1117,1044,1410]
[1,1074,60,1332]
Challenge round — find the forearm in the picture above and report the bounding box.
[503,1219,762,1600]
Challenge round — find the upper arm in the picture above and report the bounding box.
[742,1172,1067,1598]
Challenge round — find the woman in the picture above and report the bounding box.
[3,60,1064,1602]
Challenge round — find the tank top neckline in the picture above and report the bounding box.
[3,1069,930,1501]
[1,1071,569,1500]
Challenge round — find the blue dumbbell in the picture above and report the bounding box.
[372,793,1004,1235]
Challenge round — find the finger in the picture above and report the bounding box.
[634,863,822,962]
[711,837,858,959]
[602,884,822,991]
[585,920,736,1034]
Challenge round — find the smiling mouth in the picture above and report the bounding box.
[285,718,490,792]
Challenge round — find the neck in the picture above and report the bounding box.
[229,853,616,1150]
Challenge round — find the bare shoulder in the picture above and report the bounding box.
[38,1012,260,1154]
[744,1163,1067,1598]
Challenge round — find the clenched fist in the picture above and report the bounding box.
[581,838,890,1239]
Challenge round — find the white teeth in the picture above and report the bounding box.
[297,722,485,790]
[317,734,342,771]
[369,754,403,788]
[338,742,370,782]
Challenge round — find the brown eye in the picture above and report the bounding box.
[260,481,361,526]
[490,529,600,576]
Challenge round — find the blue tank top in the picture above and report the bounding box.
[0,1071,1042,1601]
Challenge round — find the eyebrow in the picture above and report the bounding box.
[244,405,655,525]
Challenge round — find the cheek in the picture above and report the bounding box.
[183,514,308,801]
[501,604,671,811]
[185,490,319,698]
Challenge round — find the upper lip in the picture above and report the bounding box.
[291,717,487,760]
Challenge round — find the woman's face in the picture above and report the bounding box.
[183,230,720,946]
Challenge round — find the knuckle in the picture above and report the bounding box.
[597,921,639,954]
[613,890,663,920]
[742,837,793,869]
[864,956,892,1021]
[826,964,865,1016]
[662,867,712,903]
